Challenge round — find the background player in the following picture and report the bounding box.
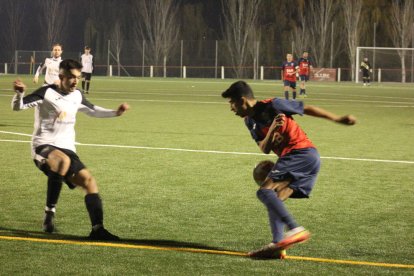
[33,43,63,85]
[281,53,298,100]
[222,81,356,259]
[297,51,313,96]
[81,46,94,94]
[12,59,129,240]
[360,57,372,86]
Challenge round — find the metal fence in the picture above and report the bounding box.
[7,40,414,83]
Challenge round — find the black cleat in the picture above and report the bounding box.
[43,211,55,233]
[88,227,120,241]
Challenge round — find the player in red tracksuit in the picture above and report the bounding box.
[222,81,356,259]
[281,54,298,100]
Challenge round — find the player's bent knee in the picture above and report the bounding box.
[47,150,71,175]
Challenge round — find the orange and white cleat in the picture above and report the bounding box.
[276,226,310,250]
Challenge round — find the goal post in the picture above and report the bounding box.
[356,46,414,83]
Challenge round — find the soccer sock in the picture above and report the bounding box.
[257,189,299,230]
[46,171,63,210]
[268,209,284,243]
[303,89,306,95]
[292,91,297,99]
[299,89,303,95]
[82,81,85,91]
[284,91,289,99]
[86,81,90,92]
[85,193,104,229]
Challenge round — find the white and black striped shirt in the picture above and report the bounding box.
[12,85,117,157]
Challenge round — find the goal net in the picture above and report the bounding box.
[356,47,414,83]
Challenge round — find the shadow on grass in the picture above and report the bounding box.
[0,226,229,252]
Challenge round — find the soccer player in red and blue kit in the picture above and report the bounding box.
[298,51,313,96]
[281,53,298,100]
[222,81,356,259]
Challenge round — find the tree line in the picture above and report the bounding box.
[0,0,413,81]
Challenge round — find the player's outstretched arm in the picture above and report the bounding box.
[11,79,26,111]
[304,105,356,125]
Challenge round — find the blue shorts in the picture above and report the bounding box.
[299,75,309,81]
[283,80,296,89]
[268,148,320,198]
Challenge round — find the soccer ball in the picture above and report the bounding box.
[253,160,275,186]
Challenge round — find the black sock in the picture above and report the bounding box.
[85,193,103,228]
[46,171,63,210]
[284,91,289,99]
[293,91,297,99]
[86,82,90,92]
[82,81,85,90]
[303,89,306,94]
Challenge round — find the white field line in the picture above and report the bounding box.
[1,131,413,165]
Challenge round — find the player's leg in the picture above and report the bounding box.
[283,80,289,99]
[291,82,297,100]
[85,73,91,93]
[81,72,86,93]
[248,179,294,258]
[34,146,72,233]
[299,76,305,95]
[302,76,308,96]
[69,168,120,241]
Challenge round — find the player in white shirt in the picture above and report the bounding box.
[12,59,129,240]
[33,43,63,85]
[81,46,94,94]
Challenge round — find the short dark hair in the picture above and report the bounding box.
[221,81,255,100]
[59,59,82,71]
[52,43,62,49]
[84,46,91,50]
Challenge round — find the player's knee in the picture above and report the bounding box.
[47,151,71,174]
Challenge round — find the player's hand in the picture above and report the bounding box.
[270,114,285,131]
[13,79,26,93]
[116,103,129,116]
[33,76,39,84]
[335,115,356,125]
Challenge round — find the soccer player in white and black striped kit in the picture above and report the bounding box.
[33,43,63,85]
[12,59,129,240]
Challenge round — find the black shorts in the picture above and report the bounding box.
[81,72,92,81]
[33,145,86,189]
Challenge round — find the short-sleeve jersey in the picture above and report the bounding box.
[12,86,117,156]
[298,57,312,76]
[244,98,315,157]
[42,57,62,84]
[282,61,298,82]
[81,54,93,73]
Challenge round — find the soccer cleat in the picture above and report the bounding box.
[276,226,310,250]
[43,210,55,233]
[248,243,287,259]
[88,227,120,241]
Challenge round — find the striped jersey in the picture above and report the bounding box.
[12,85,117,157]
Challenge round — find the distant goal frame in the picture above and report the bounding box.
[356,46,414,83]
